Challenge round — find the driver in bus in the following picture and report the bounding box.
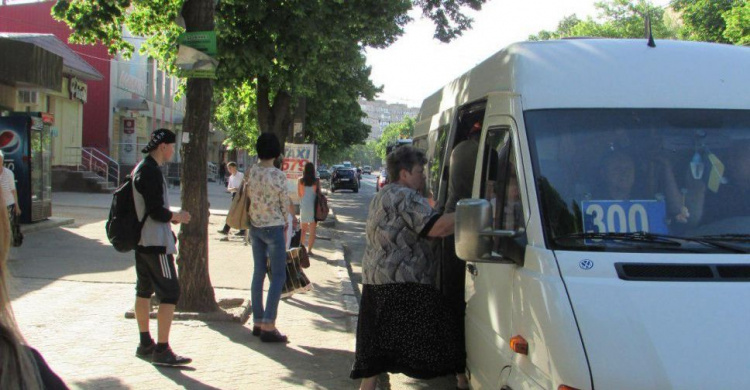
[596,150,690,227]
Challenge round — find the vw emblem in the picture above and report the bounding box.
[579,259,594,270]
[0,130,20,154]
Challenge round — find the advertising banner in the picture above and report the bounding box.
[0,116,30,218]
[282,143,317,204]
[177,31,218,79]
[120,118,137,165]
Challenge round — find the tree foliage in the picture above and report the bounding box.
[216,0,487,148]
[529,0,679,41]
[375,117,415,160]
[672,0,748,45]
[213,82,259,153]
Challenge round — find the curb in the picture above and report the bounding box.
[124,298,252,323]
[337,240,361,333]
[20,217,75,234]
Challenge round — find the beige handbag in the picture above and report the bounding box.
[225,182,250,229]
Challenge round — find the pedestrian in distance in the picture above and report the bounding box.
[132,129,193,366]
[218,161,247,237]
[218,161,226,186]
[247,133,290,343]
[0,193,68,389]
[350,146,468,390]
[297,162,319,256]
[0,150,23,247]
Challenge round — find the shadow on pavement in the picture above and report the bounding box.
[154,366,223,390]
[205,323,355,389]
[71,376,130,390]
[8,217,133,299]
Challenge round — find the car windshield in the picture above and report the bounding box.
[526,109,750,253]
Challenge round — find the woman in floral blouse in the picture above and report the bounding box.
[247,133,289,343]
[350,146,467,390]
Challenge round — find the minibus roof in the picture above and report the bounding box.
[418,39,750,119]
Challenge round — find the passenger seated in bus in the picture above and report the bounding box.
[691,142,750,227]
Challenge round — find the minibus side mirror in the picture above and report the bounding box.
[455,199,524,265]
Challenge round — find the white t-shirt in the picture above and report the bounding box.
[0,167,16,206]
[227,171,244,193]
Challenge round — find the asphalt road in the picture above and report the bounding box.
[327,172,377,294]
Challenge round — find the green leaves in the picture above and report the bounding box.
[529,0,678,41]
[530,0,747,46]
[54,0,489,154]
[375,117,415,160]
[673,0,747,45]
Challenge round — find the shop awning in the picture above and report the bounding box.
[0,37,62,90]
[117,98,150,111]
[0,33,102,81]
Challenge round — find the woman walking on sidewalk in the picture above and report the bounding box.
[247,133,289,343]
[350,146,467,390]
[0,195,68,389]
[297,162,319,256]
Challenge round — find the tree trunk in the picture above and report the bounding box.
[176,0,218,312]
[256,77,292,145]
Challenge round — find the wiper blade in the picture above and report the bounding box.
[554,232,682,246]
[555,232,748,253]
[694,234,750,243]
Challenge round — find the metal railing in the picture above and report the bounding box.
[63,147,120,185]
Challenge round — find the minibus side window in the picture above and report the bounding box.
[428,126,450,210]
[482,127,524,244]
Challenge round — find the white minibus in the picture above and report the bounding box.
[414,39,749,390]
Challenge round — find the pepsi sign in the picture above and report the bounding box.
[0,129,21,154]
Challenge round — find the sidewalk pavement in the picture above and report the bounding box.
[8,199,359,389]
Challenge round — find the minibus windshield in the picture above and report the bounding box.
[525,109,750,253]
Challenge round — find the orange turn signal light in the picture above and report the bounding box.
[558,386,581,390]
[509,335,528,355]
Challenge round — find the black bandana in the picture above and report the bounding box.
[142,128,176,153]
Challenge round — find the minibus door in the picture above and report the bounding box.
[464,120,525,388]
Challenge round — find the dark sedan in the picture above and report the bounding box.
[317,169,331,180]
[331,168,359,193]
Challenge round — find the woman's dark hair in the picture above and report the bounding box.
[302,162,316,186]
[387,146,427,183]
[256,132,281,160]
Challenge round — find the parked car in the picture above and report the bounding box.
[317,169,331,180]
[363,165,372,174]
[375,170,388,192]
[331,168,359,193]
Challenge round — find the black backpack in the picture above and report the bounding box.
[106,168,146,252]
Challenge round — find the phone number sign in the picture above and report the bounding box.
[282,143,316,180]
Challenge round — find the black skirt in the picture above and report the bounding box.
[350,283,466,380]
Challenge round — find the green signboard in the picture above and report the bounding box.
[178,31,217,56]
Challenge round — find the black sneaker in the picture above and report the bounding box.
[234,231,246,237]
[135,343,155,360]
[217,229,228,235]
[260,329,288,343]
[152,347,192,366]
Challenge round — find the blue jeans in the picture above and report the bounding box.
[250,225,287,324]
